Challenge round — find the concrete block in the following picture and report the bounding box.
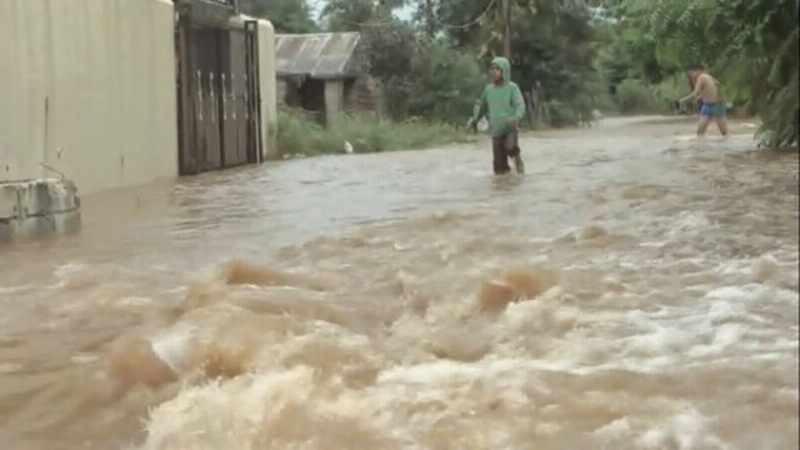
[0,183,19,219]
[17,179,80,216]
[6,211,81,238]
[0,222,11,242]
[0,179,81,242]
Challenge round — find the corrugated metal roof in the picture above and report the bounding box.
[275,33,361,79]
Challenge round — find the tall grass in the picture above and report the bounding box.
[276,110,471,157]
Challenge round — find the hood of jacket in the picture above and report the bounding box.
[491,57,512,84]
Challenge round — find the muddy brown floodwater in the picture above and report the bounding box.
[0,116,798,450]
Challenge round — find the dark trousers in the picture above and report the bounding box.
[491,130,520,175]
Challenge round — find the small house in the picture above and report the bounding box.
[275,32,379,124]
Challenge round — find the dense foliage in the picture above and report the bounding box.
[239,0,318,33]
[246,0,798,147]
[601,0,798,148]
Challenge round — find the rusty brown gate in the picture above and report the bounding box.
[175,5,262,175]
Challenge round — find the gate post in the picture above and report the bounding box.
[245,20,263,165]
[175,2,199,175]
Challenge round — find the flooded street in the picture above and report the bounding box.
[1,116,798,450]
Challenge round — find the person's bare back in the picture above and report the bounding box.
[681,67,723,105]
[694,73,721,104]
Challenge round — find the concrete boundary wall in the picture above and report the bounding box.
[0,0,179,195]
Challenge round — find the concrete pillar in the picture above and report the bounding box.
[0,179,81,242]
[257,19,279,160]
[324,80,345,126]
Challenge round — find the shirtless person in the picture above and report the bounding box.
[680,64,728,137]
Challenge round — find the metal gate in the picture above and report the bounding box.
[175,8,262,175]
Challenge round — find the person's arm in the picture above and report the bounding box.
[473,88,488,121]
[468,88,488,130]
[511,84,526,128]
[680,75,704,104]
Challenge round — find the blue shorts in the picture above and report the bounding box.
[701,102,726,118]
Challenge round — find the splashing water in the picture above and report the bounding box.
[0,117,797,450]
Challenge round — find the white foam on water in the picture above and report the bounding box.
[149,323,198,374]
[707,300,747,324]
[71,353,100,365]
[593,416,632,442]
[117,296,154,308]
[592,412,730,450]
[608,279,800,371]
[54,262,88,279]
[666,211,715,239]
[0,284,34,296]
[126,257,797,450]
[0,363,23,374]
[378,357,573,386]
[140,368,316,450]
[704,284,767,303]
[674,134,698,142]
[712,323,746,348]
[688,323,746,358]
[527,237,553,245]
[623,323,698,357]
[636,408,730,450]
[715,259,753,277]
[639,241,667,248]
[704,284,799,310]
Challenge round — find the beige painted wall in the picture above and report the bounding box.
[0,0,178,195]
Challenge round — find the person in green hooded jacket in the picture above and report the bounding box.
[467,57,527,175]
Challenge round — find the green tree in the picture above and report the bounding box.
[321,0,410,32]
[438,0,604,125]
[320,0,377,32]
[320,0,483,123]
[318,0,606,127]
[436,0,591,55]
[239,0,318,33]
[603,0,798,148]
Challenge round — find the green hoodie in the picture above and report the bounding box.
[472,57,526,137]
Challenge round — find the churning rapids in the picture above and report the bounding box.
[0,116,798,450]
